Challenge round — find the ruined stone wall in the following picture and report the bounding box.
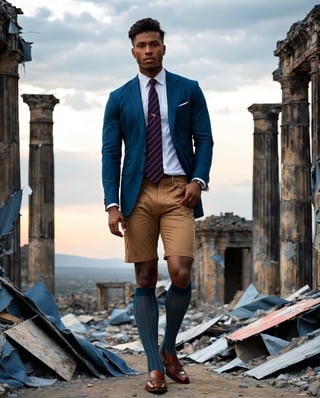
[195,213,252,304]
[0,1,23,285]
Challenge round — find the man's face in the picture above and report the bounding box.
[131,31,166,77]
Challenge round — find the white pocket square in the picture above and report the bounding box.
[178,101,189,107]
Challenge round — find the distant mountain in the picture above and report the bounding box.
[55,253,169,277]
[55,254,127,268]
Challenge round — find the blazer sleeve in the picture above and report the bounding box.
[191,81,213,185]
[102,91,122,207]
[173,78,213,186]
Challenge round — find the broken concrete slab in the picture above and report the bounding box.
[61,313,87,334]
[5,318,77,381]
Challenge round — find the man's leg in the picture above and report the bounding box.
[133,260,167,393]
[133,260,163,372]
[161,255,192,355]
[124,179,168,392]
[159,255,192,384]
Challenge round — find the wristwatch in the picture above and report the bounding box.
[192,178,207,191]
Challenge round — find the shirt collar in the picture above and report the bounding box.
[138,68,166,88]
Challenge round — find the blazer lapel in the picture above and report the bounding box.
[128,76,146,134]
[166,71,181,133]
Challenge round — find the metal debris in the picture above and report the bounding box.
[245,332,320,379]
[0,277,138,390]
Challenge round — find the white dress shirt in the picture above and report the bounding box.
[138,69,186,176]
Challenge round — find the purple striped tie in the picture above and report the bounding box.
[145,78,163,184]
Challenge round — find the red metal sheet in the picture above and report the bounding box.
[228,297,320,342]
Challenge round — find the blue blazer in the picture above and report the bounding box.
[102,70,213,219]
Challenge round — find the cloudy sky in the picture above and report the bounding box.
[15,0,316,260]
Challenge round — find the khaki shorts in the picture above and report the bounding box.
[124,176,195,263]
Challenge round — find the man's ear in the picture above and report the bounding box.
[163,44,166,56]
[131,48,136,58]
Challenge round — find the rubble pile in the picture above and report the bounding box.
[0,277,137,396]
[1,276,320,396]
[54,282,320,397]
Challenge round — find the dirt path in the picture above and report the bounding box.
[13,353,305,398]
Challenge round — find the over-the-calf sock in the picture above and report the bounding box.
[133,287,163,372]
[161,283,192,355]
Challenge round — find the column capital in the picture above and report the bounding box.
[309,54,320,74]
[22,94,59,110]
[248,103,282,120]
[274,73,310,89]
[22,94,59,122]
[0,49,23,75]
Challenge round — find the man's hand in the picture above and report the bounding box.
[179,181,201,208]
[107,206,127,237]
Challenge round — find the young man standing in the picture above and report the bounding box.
[102,18,213,394]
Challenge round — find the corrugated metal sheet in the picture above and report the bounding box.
[176,315,223,347]
[228,297,320,342]
[214,357,249,374]
[245,334,320,379]
[188,336,228,363]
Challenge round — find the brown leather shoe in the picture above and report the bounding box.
[159,348,190,384]
[145,370,168,394]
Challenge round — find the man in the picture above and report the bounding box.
[102,18,213,394]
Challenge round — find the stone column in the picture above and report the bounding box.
[248,104,281,295]
[194,237,205,304]
[197,232,219,303]
[241,248,252,290]
[310,57,320,163]
[22,94,59,294]
[275,74,312,295]
[0,5,23,286]
[310,56,320,286]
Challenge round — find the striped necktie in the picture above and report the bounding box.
[145,78,163,184]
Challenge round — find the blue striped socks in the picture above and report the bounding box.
[133,287,163,372]
[161,283,192,356]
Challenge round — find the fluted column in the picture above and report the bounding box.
[310,57,320,163]
[248,103,281,295]
[22,94,59,294]
[310,56,320,287]
[275,74,312,295]
[0,6,23,286]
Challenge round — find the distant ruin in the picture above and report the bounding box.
[195,213,252,304]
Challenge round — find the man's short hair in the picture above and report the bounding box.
[128,18,165,43]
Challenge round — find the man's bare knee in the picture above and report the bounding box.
[167,256,193,288]
[134,260,158,288]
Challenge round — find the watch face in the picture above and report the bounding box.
[194,180,204,189]
[193,179,206,190]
